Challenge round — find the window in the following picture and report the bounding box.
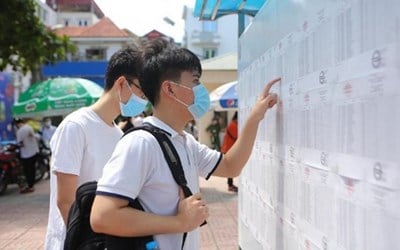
[86,48,106,60]
[78,19,88,26]
[42,10,47,22]
[203,48,217,59]
[202,21,217,32]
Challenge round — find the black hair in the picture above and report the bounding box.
[13,118,23,124]
[140,38,202,105]
[104,45,143,91]
[232,111,238,120]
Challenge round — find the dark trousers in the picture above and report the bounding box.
[227,178,233,186]
[21,154,37,188]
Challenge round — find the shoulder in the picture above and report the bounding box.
[60,108,103,130]
[64,107,93,123]
[121,128,159,145]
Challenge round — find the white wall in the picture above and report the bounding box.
[71,40,132,60]
[35,0,57,27]
[57,12,99,27]
[183,8,239,58]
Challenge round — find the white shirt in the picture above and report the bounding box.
[41,124,57,145]
[97,116,222,250]
[44,107,123,250]
[16,124,39,158]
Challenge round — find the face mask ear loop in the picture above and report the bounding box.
[172,95,190,108]
[120,82,135,104]
[168,81,193,107]
[118,91,123,102]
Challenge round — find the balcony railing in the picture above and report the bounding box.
[190,31,220,46]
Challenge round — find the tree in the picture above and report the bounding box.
[0,0,76,74]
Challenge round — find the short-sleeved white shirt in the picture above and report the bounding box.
[97,116,222,250]
[44,107,123,250]
[41,124,57,145]
[16,124,39,158]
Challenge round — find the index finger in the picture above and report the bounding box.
[263,77,281,96]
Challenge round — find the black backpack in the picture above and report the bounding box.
[64,124,195,250]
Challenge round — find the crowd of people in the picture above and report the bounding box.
[9,38,280,250]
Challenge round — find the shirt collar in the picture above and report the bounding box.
[143,116,180,138]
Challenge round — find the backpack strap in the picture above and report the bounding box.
[123,124,192,195]
[123,123,204,249]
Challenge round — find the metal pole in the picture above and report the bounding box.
[238,12,245,37]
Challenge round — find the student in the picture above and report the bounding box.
[90,39,280,250]
[44,46,147,250]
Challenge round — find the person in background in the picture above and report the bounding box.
[131,112,145,127]
[44,46,147,250]
[221,111,238,192]
[185,120,199,140]
[117,115,134,133]
[41,117,57,147]
[206,116,221,150]
[14,118,39,194]
[90,38,280,250]
[39,117,57,179]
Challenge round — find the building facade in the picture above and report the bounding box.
[182,6,246,60]
[38,0,139,86]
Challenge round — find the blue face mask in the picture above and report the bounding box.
[188,84,210,119]
[171,82,210,119]
[119,84,148,117]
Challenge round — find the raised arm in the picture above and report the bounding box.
[212,77,281,177]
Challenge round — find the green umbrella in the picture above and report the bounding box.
[12,77,104,118]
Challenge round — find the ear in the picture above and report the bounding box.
[161,81,174,96]
[115,76,126,90]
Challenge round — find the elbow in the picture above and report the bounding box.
[231,169,242,178]
[90,200,109,233]
[90,209,107,233]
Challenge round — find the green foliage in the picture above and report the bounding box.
[0,0,76,73]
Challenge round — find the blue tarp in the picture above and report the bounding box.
[194,0,266,20]
[42,61,107,87]
[0,72,15,140]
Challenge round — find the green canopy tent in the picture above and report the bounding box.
[12,77,103,118]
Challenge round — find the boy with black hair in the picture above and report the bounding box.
[44,46,148,250]
[91,39,280,250]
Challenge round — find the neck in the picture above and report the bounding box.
[90,93,120,126]
[152,103,188,134]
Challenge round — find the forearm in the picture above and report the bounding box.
[214,79,280,178]
[223,115,260,176]
[55,172,78,225]
[91,196,184,237]
[57,201,73,225]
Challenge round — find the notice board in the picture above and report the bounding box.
[237,0,400,249]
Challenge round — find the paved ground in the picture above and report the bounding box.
[0,176,239,250]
